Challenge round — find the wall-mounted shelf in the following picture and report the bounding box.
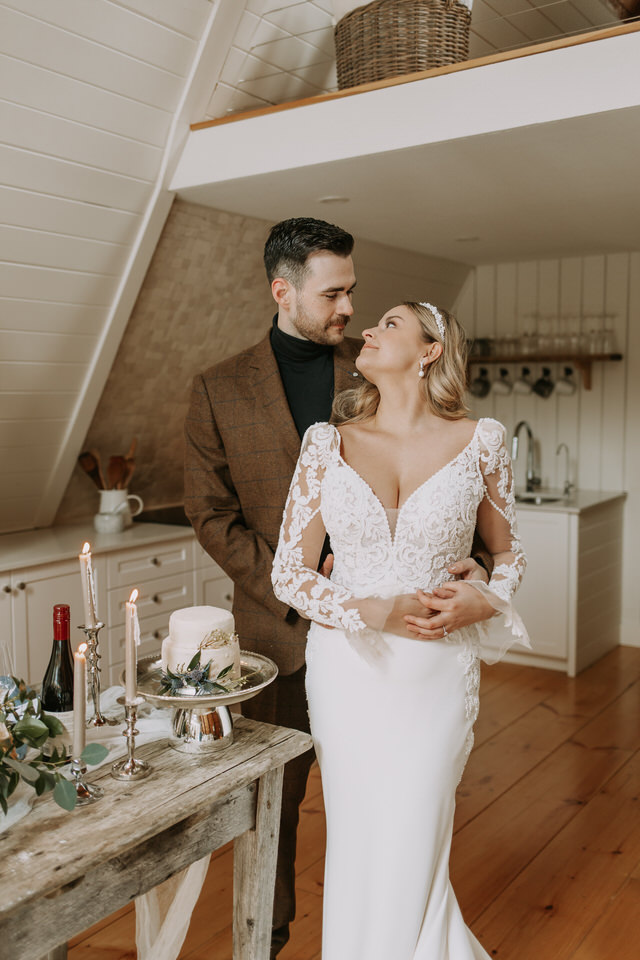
[468,353,623,390]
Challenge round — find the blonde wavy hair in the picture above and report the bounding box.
[331,301,469,425]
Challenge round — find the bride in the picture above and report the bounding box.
[271,301,530,959]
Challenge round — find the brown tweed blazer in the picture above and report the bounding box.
[184,329,364,675]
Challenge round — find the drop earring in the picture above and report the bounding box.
[418,358,426,378]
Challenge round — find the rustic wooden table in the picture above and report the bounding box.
[0,716,312,960]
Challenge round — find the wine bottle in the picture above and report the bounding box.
[41,604,75,762]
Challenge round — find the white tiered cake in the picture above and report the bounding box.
[161,606,240,683]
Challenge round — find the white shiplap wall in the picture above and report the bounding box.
[0,0,216,533]
[454,252,640,649]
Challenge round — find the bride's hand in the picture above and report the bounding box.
[403,582,495,640]
[384,594,428,638]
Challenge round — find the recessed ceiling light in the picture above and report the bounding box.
[454,236,480,242]
[317,196,350,204]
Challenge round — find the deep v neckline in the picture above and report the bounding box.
[332,420,482,519]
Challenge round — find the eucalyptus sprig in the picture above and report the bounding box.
[159,651,247,696]
[0,679,109,814]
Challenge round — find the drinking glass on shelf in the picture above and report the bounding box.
[537,317,553,354]
[518,331,534,355]
[588,329,604,355]
[601,328,615,354]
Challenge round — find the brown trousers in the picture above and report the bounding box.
[242,665,315,957]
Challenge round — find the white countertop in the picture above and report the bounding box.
[514,489,626,515]
[0,522,195,574]
[0,489,627,573]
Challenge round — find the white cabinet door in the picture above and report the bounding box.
[11,555,108,686]
[0,573,13,673]
[196,567,234,611]
[513,511,571,660]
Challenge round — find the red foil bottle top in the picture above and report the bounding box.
[53,603,71,641]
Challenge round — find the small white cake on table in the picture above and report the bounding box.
[161,606,240,682]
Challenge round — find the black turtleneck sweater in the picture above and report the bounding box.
[270,316,335,438]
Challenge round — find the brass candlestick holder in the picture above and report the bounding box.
[70,757,104,805]
[80,622,118,726]
[110,697,151,781]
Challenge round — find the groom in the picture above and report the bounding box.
[184,217,491,957]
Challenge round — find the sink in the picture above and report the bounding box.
[515,492,563,505]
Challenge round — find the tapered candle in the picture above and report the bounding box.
[73,643,87,758]
[79,542,98,628]
[125,589,140,705]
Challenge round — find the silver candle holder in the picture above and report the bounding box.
[110,698,151,781]
[70,757,104,805]
[80,622,118,726]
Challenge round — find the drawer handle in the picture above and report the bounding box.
[224,594,232,603]
[16,582,26,591]
[153,630,162,640]
[151,557,160,566]
[152,594,161,604]
[2,585,11,594]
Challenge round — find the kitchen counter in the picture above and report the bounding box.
[514,489,626,515]
[0,490,627,572]
[0,521,195,574]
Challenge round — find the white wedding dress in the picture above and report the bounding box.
[272,418,530,960]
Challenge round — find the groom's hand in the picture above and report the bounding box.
[448,557,489,583]
[404,582,495,639]
[320,553,334,578]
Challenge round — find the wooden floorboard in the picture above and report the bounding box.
[67,646,640,959]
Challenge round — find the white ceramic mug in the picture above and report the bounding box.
[97,489,144,528]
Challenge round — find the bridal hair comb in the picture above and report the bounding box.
[419,302,446,342]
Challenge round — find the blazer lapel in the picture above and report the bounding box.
[334,337,364,395]
[247,331,301,464]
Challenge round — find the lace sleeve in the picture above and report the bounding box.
[272,424,388,634]
[468,419,532,664]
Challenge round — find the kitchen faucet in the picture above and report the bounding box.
[511,421,540,492]
[556,442,574,497]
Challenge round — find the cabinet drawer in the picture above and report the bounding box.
[198,572,234,611]
[107,539,191,589]
[108,573,193,626]
[106,609,169,681]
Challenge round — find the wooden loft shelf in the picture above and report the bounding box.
[468,354,623,390]
[190,21,640,132]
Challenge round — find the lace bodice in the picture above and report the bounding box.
[272,418,528,662]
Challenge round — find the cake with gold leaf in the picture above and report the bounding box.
[161,606,240,690]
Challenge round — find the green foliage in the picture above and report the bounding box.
[159,655,247,697]
[1,678,109,816]
[81,742,109,766]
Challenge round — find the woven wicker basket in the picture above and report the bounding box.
[335,0,472,89]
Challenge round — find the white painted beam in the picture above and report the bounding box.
[171,30,640,190]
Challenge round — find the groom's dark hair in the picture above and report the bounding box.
[264,217,354,288]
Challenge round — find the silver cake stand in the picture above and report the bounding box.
[133,652,278,754]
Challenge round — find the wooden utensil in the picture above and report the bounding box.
[78,451,104,489]
[107,455,127,490]
[89,448,107,490]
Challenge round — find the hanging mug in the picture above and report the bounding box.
[533,367,554,399]
[469,367,491,399]
[556,366,577,396]
[492,368,513,396]
[513,367,533,395]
